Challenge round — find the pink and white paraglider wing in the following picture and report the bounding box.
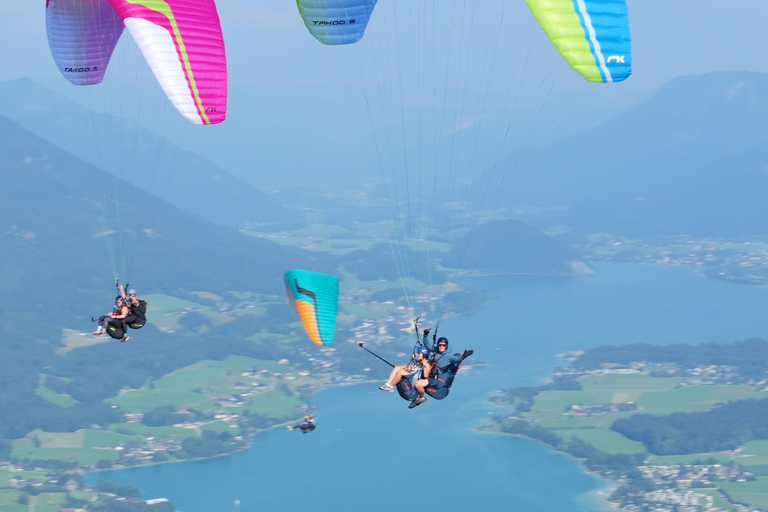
[108,0,228,125]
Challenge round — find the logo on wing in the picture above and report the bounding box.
[312,19,356,26]
[607,55,626,64]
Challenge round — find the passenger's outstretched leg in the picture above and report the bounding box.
[379,365,410,391]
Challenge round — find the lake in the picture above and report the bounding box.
[91,263,768,511]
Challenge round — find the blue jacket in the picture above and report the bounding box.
[431,349,464,389]
[421,333,463,389]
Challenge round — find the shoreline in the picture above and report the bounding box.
[83,378,383,477]
[475,426,621,511]
[80,262,740,510]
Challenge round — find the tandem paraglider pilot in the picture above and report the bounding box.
[120,285,147,333]
[376,327,473,409]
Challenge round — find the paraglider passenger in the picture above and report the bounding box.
[93,297,131,339]
[379,346,432,394]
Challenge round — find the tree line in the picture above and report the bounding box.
[612,397,768,455]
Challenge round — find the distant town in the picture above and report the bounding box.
[583,234,768,285]
[487,341,768,512]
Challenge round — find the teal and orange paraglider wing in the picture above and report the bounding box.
[284,270,339,346]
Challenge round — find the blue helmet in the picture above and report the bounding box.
[416,346,430,357]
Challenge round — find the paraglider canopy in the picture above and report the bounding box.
[525,0,631,83]
[284,270,339,346]
[45,0,228,124]
[296,0,378,45]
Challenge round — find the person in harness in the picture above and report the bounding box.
[119,285,147,332]
[378,346,431,393]
[93,297,131,341]
[287,413,316,434]
[420,332,473,400]
[378,346,432,409]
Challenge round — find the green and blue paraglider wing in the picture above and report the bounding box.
[284,270,339,346]
[525,0,631,83]
[296,0,377,45]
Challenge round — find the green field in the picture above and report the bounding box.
[69,490,95,501]
[27,492,66,512]
[244,222,399,255]
[10,429,145,465]
[241,386,302,418]
[525,373,767,455]
[744,465,768,476]
[107,356,313,422]
[35,375,76,408]
[245,221,463,258]
[84,429,144,448]
[142,294,231,331]
[720,477,768,509]
[199,421,239,434]
[105,423,196,439]
[0,486,99,512]
[555,428,646,454]
[0,489,26,512]
[738,440,768,466]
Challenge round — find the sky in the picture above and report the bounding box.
[3,0,768,194]
[4,0,768,95]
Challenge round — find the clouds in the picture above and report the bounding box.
[452,115,484,134]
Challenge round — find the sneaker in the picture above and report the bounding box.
[378,383,394,392]
[121,336,130,343]
[92,330,104,336]
[408,397,427,409]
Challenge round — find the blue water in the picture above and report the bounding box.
[91,264,768,512]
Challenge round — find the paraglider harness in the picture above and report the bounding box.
[298,414,316,434]
[92,279,148,339]
[395,317,464,401]
[116,280,147,330]
[289,408,316,434]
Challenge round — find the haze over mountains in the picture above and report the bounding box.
[0,106,578,335]
[0,79,302,232]
[518,71,768,237]
[3,69,764,330]
[0,108,582,436]
[4,69,765,334]
[0,114,336,327]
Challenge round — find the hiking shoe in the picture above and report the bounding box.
[121,336,130,343]
[379,383,394,392]
[408,397,427,409]
[92,330,104,336]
